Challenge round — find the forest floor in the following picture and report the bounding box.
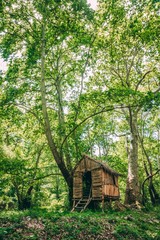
[0,206,160,240]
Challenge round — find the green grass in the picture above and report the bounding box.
[0,207,160,240]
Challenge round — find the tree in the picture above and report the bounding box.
[0,0,95,205]
[0,0,159,209]
[88,0,160,204]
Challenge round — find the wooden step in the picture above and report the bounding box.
[71,186,92,212]
[71,197,92,212]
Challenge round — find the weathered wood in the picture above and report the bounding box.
[72,155,120,204]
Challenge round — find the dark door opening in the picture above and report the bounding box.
[83,171,92,198]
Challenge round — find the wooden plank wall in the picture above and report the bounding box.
[73,157,120,199]
[74,157,100,172]
[92,169,102,198]
[102,171,120,197]
[103,184,119,197]
[73,172,82,199]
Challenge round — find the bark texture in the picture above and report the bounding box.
[125,110,140,204]
[40,20,73,205]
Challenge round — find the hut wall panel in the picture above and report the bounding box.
[92,169,102,198]
[73,157,120,199]
[80,157,100,171]
[73,173,82,199]
[73,193,81,198]
[91,161,99,170]
[103,185,119,197]
[74,157,104,172]
[114,187,119,196]
[92,176,102,185]
[102,171,105,196]
[109,185,114,196]
[86,159,92,170]
[92,169,102,178]
[102,171,105,182]
[103,172,114,185]
[104,185,110,196]
[93,180,102,184]
[92,187,102,198]
[93,183,102,187]
[84,157,100,171]
[80,159,85,171]
[73,187,82,199]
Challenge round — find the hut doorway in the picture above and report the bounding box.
[83,171,92,197]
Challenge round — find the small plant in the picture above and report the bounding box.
[0,206,160,239]
[114,224,141,239]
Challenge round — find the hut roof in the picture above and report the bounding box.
[73,154,121,176]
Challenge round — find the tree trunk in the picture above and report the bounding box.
[68,180,73,208]
[144,164,159,205]
[139,134,160,205]
[142,169,160,206]
[18,186,33,210]
[55,77,72,172]
[125,110,140,204]
[40,20,73,205]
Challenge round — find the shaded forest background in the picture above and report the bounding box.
[0,0,160,211]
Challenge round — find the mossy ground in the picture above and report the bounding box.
[0,207,160,240]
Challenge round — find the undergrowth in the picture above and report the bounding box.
[0,207,159,240]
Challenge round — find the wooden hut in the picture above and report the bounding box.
[72,154,121,212]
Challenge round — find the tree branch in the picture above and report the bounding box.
[34,173,62,181]
[15,104,44,127]
[153,86,160,94]
[141,169,160,205]
[135,70,152,91]
[142,169,160,190]
[60,104,140,150]
[138,131,153,174]
[110,67,125,86]
[74,35,96,121]
[126,48,137,85]
[61,107,110,150]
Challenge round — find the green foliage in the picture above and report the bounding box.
[0,207,160,239]
[0,0,159,209]
[142,91,160,110]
